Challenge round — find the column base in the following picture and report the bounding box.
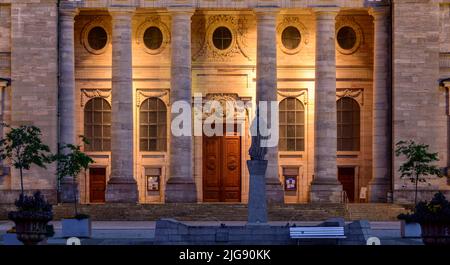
[310,180,343,203]
[265,178,284,204]
[105,177,138,203]
[59,178,78,203]
[368,179,391,203]
[165,178,197,203]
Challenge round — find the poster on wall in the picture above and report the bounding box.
[284,176,297,191]
[147,175,160,191]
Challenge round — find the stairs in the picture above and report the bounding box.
[0,203,408,221]
[345,203,408,221]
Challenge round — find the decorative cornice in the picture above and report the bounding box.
[80,89,111,107]
[136,89,170,107]
[336,88,364,105]
[277,88,308,105]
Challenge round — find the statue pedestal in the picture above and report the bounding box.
[247,160,268,224]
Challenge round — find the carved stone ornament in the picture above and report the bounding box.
[277,88,308,105]
[336,88,364,106]
[80,16,111,55]
[195,93,251,120]
[335,16,364,55]
[81,89,111,107]
[193,15,251,62]
[136,16,171,55]
[277,16,310,55]
[136,89,170,107]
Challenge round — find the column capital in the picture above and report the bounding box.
[108,6,136,18]
[369,6,390,20]
[310,6,340,19]
[59,8,79,18]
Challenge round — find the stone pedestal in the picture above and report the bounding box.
[105,8,138,203]
[165,7,197,203]
[310,7,342,203]
[254,7,283,204]
[368,6,391,202]
[247,160,268,224]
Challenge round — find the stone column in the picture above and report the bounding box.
[369,6,391,202]
[254,7,284,204]
[310,7,343,203]
[165,7,197,203]
[59,8,79,202]
[105,7,138,203]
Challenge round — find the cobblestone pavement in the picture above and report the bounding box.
[0,221,423,245]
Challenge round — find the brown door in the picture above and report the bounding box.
[338,167,355,203]
[203,134,241,202]
[89,167,106,203]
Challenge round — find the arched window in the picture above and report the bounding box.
[337,97,360,151]
[84,98,111,152]
[140,98,167,152]
[279,98,305,151]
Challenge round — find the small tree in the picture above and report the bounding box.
[395,140,443,205]
[0,124,53,196]
[54,136,93,217]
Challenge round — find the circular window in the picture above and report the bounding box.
[87,26,108,51]
[337,26,357,50]
[212,27,233,50]
[143,27,163,50]
[281,26,301,50]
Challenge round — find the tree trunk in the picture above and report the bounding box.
[73,176,78,217]
[19,166,24,196]
[415,173,419,206]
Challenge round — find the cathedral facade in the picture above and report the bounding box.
[0,0,449,205]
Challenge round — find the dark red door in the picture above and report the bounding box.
[89,167,106,203]
[203,134,241,202]
[338,167,355,203]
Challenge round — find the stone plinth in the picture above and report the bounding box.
[247,160,268,224]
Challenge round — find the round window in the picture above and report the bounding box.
[281,26,301,50]
[337,26,357,50]
[143,27,163,50]
[212,27,232,50]
[87,26,108,51]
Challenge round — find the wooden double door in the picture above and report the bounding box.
[203,134,241,202]
[338,167,356,203]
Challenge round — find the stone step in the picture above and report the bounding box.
[0,203,409,221]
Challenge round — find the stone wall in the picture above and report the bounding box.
[5,0,58,201]
[392,0,449,203]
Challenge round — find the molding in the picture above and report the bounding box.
[195,93,252,120]
[136,89,170,107]
[335,16,364,55]
[193,15,251,62]
[277,88,308,105]
[277,16,310,55]
[136,16,171,55]
[80,16,111,55]
[336,88,364,106]
[80,89,111,107]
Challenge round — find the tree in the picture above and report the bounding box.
[54,136,93,217]
[0,124,53,196]
[395,140,443,205]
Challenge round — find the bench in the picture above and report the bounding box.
[289,226,346,240]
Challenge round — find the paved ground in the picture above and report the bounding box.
[0,220,423,245]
